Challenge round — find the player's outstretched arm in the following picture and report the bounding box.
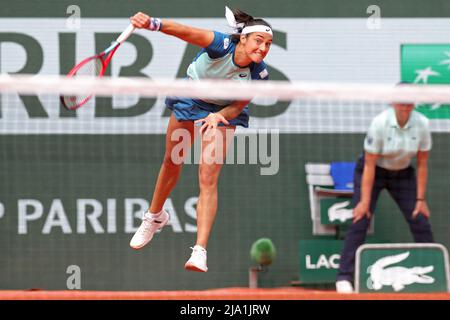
[130,12,214,48]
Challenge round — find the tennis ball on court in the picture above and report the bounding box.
[250,238,276,266]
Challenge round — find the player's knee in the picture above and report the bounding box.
[162,154,183,169]
[199,168,219,189]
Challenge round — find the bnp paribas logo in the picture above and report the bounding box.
[401,44,450,119]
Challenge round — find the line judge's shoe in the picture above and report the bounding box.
[129,210,169,250]
[184,245,208,272]
[336,280,354,294]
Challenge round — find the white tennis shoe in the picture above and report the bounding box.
[336,280,354,294]
[184,245,208,272]
[130,210,169,249]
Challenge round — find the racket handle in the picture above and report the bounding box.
[116,24,135,43]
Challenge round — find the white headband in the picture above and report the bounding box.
[241,25,273,36]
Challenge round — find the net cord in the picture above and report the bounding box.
[1,74,450,104]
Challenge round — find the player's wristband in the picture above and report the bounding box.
[147,17,163,31]
[416,198,425,201]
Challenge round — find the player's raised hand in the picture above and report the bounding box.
[130,12,151,29]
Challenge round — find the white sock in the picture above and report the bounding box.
[194,245,206,252]
[149,210,163,219]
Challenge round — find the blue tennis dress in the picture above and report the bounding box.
[166,31,269,127]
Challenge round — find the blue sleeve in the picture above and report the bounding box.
[251,61,269,81]
[205,31,232,59]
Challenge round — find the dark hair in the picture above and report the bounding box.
[230,8,272,42]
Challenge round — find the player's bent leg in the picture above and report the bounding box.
[149,113,195,213]
[130,113,194,249]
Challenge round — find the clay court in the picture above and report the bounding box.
[1,287,450,300]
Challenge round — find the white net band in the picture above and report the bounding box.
[2,74,450,104]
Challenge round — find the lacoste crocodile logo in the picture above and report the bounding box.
[328,201,353,222]
[366,251,435,291]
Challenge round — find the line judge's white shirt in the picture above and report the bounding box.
[364,108,432,171]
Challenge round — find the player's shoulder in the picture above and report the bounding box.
[212,30,232,40]
[206,31,234,57]
[211,31,234,49]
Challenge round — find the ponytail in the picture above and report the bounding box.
[231,8,254,32]
[227,7,272,42]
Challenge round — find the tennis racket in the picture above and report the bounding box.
[60,24,135,110]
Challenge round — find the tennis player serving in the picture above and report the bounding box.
[129,7,273,272]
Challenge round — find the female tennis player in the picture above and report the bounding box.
[129,7,272,272]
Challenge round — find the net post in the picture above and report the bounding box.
[249,267,259,288]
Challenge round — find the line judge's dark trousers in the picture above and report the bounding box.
[336,155,434,282]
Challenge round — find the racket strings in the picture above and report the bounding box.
[62,58,104,110]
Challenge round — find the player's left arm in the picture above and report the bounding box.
[195,63,268,133]
[217,100,251,120]
[212,61,268,122]
[195,100,250,134]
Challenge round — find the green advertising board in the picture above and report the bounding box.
[355,243,450,293]
[401,44,450,118]
[299,239,343,284]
